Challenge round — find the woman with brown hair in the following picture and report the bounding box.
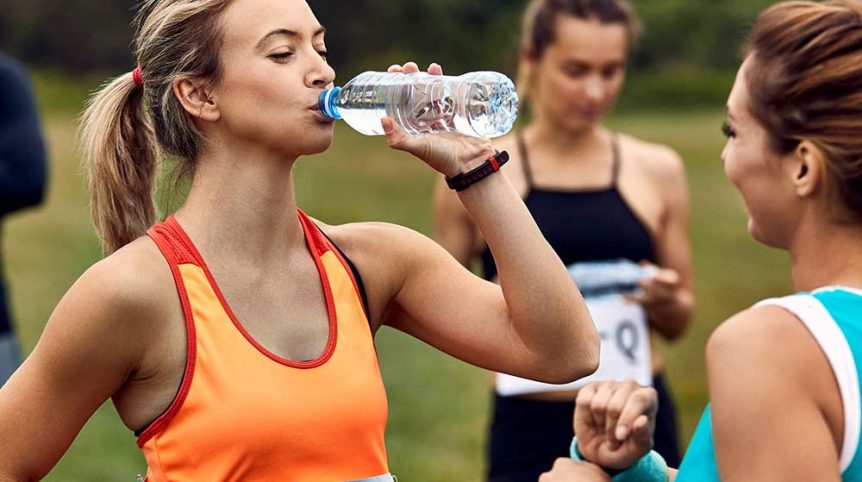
[0,0,602,480]
[433,0,693,480]
[542,1,862,481]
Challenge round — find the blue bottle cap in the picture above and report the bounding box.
[318,87,343,120]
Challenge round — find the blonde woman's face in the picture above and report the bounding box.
[530,16,627,132]
[213,0,336,157]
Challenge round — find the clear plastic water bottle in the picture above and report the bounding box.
[318,71,518,138]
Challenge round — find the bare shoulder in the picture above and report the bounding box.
[313,219,434,264]
[84,237,173,308]
[308,219,445,326]
[617,133,686,184]
[706,304,826,385]
[27,235,178,387]
[58,236,176,340]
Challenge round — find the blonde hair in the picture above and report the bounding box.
[516,0,641,106]
[80,0,230,254]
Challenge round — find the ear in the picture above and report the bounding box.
[173,76,220,122]
[789,140,825,198]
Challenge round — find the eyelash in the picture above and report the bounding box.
[269,52,293,61]
[721,122,736,139]
[268,51,328,62]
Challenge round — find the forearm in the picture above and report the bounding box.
[647,288,693,341]
[457,172,598,379]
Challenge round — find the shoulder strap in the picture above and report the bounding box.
[147,217,200,267]
[297,209,331,258]
[317,227,371,321]
[517,131,534,188]
[755,294,861,472]
[296,210,372,320]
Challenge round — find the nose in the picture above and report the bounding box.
[720,143,729,168]
[584,77,604,102]
[307,54,336,89]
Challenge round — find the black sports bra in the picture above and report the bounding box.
[481,132,655,280]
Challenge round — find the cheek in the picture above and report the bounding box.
[603,75,624,101]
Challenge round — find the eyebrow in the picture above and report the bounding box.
[726,105,736,121]
[255,26,326,50]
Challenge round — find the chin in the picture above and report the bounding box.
[560,115,602,135]
[748,218,788,250]
[299,129,335,156]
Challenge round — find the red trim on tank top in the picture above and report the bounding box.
[163,213,339,369]
[301,214,367,321]
[137,224,199,448]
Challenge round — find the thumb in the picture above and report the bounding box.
[382,117,429,159]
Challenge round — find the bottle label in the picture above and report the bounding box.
[495,260,653,396]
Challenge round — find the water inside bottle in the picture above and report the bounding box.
[332,72,517,138]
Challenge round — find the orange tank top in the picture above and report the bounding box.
[138,210,390,481]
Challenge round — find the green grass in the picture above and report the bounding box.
[3,77,791,481]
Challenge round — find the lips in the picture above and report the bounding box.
[310,105,334,123]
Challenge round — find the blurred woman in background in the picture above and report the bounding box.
[543,1,862,481]
[434,0,693,480]
[0,52,47,386]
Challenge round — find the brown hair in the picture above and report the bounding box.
[746,0,862,219]
[79,0,230,254]
[517,0,641,102]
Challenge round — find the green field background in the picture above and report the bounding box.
[3,75,791,481]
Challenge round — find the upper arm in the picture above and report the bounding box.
[653,148,693,292]
[368,224,554,380]
[0,255,155,480]
[431,177,477,267]
[706,307,842,482]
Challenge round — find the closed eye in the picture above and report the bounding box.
[269,52,293,62]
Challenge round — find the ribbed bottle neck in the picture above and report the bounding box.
[318,87,342,120]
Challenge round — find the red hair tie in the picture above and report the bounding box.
[132,66,144,87]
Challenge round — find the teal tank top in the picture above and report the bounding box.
[676,288,862,481]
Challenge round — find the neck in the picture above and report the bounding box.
[175,140,306,265]
[789,218,862,292]
[526,114,608,157]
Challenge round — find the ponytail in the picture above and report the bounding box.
[80,71,159,254]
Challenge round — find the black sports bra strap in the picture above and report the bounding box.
[517,131,535,188]
[611,133,622,186]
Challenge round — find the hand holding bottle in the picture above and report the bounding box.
[380,62,497,178]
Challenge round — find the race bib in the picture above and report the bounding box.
[495,259,653,396]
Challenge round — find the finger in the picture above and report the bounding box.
[575,384,600,434]
[616,387,658,442]
[402,61,420,73]
[630,413,653,446]
[652,269,680,287]
[387,64,402,73]
[381,116,428,158]
[589,382,616,436]
[428,62,443,75]
[605,380,639,444]
[623,292,645,304]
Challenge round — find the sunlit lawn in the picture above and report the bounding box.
[3,76,790,481]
